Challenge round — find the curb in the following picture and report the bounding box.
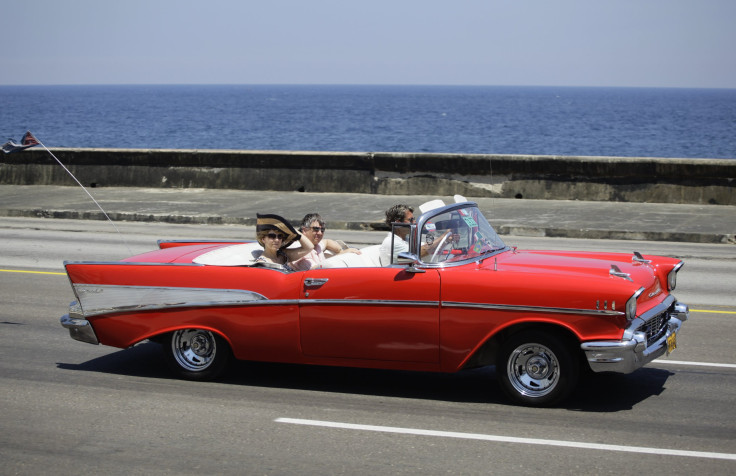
[3,208,733,244]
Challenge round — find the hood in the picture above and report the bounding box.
[460,249,673,315]
[500,250,658,285]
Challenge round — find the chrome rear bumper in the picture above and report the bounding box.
[60,300,99,345]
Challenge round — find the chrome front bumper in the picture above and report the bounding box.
[581,300,689,374]
[60,301,99,345]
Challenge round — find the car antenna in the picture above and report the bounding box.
[2,131,132,255]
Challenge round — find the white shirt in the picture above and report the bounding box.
[379,232,408,266]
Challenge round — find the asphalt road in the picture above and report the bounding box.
[1,218,735,474]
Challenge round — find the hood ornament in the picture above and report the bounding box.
[632,251,651,264]
[610,264,633,282]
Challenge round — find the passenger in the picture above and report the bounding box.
[254,213,314,271]
[289,213,361,271]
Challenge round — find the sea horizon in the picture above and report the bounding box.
[3,82,735,89]
[2,84,734,159]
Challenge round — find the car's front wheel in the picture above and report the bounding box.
[163,329,231,381]
[497,330,579,406]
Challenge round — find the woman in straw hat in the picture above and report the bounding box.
[254,213,314,271]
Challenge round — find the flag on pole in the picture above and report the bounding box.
[0,130,132,253]
[2,131,40,154]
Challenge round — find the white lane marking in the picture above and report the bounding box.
[275,418,736,461]
[654,360,736,369]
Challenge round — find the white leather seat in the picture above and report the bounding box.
[318,245,382,268]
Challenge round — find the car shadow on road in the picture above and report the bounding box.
[227,359,504,405]
[57,342,505,404]
[57,342,675,412]
[565,367,675,411]
[56,341,172,379]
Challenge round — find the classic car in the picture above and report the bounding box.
[60,198,688,406]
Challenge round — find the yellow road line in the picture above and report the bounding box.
[691,309,736,315]
[0,268,66,276]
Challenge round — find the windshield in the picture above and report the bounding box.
[418,205,506,264]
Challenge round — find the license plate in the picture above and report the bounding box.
[666,331,677,354]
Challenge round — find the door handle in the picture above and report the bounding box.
[304,278,329,287]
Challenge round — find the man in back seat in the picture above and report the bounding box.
[289,213,362,271]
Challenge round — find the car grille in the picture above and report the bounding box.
[638,309,670,346]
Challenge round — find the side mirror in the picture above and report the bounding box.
[397,252,425,273]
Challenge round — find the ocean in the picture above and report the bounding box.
[1,85,734,159]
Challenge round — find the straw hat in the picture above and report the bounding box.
[256,213,300,248]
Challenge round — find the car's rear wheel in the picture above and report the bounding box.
[163,329,231,381]
[497,330,578,406]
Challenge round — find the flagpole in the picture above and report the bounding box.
[33,137,133,255]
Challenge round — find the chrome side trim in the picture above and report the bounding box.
[73,284,268,317]
[69,282,630,318]
[64,260,205,267]
[441,301,624,317]
[299,299,439,307]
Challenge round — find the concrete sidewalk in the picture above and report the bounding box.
[0,185,734,244]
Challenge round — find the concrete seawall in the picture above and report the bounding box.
[2,148,734,205]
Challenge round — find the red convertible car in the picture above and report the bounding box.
[60,199,688,406]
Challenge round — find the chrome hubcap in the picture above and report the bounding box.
[507,343,559,397]
[172,329,216,372]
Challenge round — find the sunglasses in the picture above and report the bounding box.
[266,233,285,240]
[309,226,326,233]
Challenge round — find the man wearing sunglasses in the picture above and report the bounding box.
[289,213,362,271]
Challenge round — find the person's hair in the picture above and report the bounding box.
[385,204,413,226]
[300,213,325,230]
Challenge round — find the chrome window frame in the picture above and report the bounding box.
[412,201,509,269]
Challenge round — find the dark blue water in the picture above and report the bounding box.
[2,85,734,158]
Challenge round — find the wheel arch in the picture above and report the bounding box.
[461,320,582,370]
[148,324,234,349]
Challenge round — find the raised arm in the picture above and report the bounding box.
[284,233,315,261]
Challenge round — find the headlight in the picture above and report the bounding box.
[626,288,645,321]
[667,262,684,291]
[667,270,677,290]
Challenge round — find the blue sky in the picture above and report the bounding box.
[2,0,735,88]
